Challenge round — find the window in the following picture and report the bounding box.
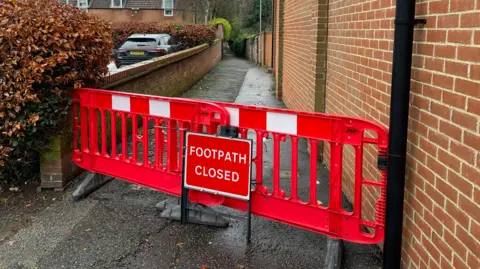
[163,36,170,45]
[162,0,174,16]
[125,38,157,44]
[110,0,124,8]
[77,0,90,9]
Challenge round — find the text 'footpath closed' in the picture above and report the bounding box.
[188,146,248,182]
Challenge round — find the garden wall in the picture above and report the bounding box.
[245,32,273,68]
[103,40,222,95]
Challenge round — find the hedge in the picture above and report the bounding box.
[0,0,113,184]
[111,21,217,49]
[229,34,257,57]
[209,18,232,40]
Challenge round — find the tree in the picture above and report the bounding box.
[243,0,273,31]
[184,0,215,24]
[185,0,250,24]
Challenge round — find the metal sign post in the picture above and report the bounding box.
[181,130,253,243]
[247,196,252,244]
[180,133,189,225]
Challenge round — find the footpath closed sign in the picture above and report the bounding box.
[184,132,252,200]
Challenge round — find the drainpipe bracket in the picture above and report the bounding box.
[394,18,427,26]
[377,153,389,171]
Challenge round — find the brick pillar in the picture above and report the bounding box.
[215,24,224,40]
[274,0,284,100]
[262,32,266,66]
[40,128,81,190]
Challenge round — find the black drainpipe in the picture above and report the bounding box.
[383,1,425,269]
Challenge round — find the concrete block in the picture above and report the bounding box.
[72,173,112,201]
[324,238,344,269]
[158,198,229,228]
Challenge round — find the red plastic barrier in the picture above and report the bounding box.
[72,88,388,244]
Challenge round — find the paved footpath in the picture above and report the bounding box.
[0,52,381,269]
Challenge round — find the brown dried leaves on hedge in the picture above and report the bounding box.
[0,0,113,170]
[111,21,216,49]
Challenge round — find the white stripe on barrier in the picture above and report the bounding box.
[226,107,240,127]
[267,112,297,135]
[112,95,130,112]
[149,100,171,118]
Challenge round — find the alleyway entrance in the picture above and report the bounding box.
[0,52,382,269]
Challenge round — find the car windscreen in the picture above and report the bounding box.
[121,38,157,49]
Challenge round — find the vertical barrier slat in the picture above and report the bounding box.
[178,121,186,171]
[167,120,178,171]
[81,107,88,152]
[154,118,161,170]
[309,139,318,205]
[255,131,264,186]
[354,146,363,218]
[272,134,281,197]
[111,111,117,158]
[72,103,78,151]
[159,119,165,169]
[132,115,138,163]
[89,108,98,154]
[290,136,299,201]
[208,123,218,134]
[328,142,343,237]
[239,129,248,139]
[143,116,149,167]
[191,123,202,133]
[101,109,107,156]
[121,113,127,161]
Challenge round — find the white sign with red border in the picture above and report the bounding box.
[184,132,252,201]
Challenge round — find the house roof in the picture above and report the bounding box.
[90,0,110,9]
[125,0,163,9]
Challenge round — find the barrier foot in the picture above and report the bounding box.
[323,238,343,269]
[157,198,229,228]
[72,173,112,201]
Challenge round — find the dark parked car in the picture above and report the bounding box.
[116,34,182,67]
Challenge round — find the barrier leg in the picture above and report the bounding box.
[72,172,112,201]
[323,238,344,269]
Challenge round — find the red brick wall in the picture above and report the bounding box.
[283,0,319,112]
[324,1,479,269]
[263,32,273,68]
[274,0,284,99]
